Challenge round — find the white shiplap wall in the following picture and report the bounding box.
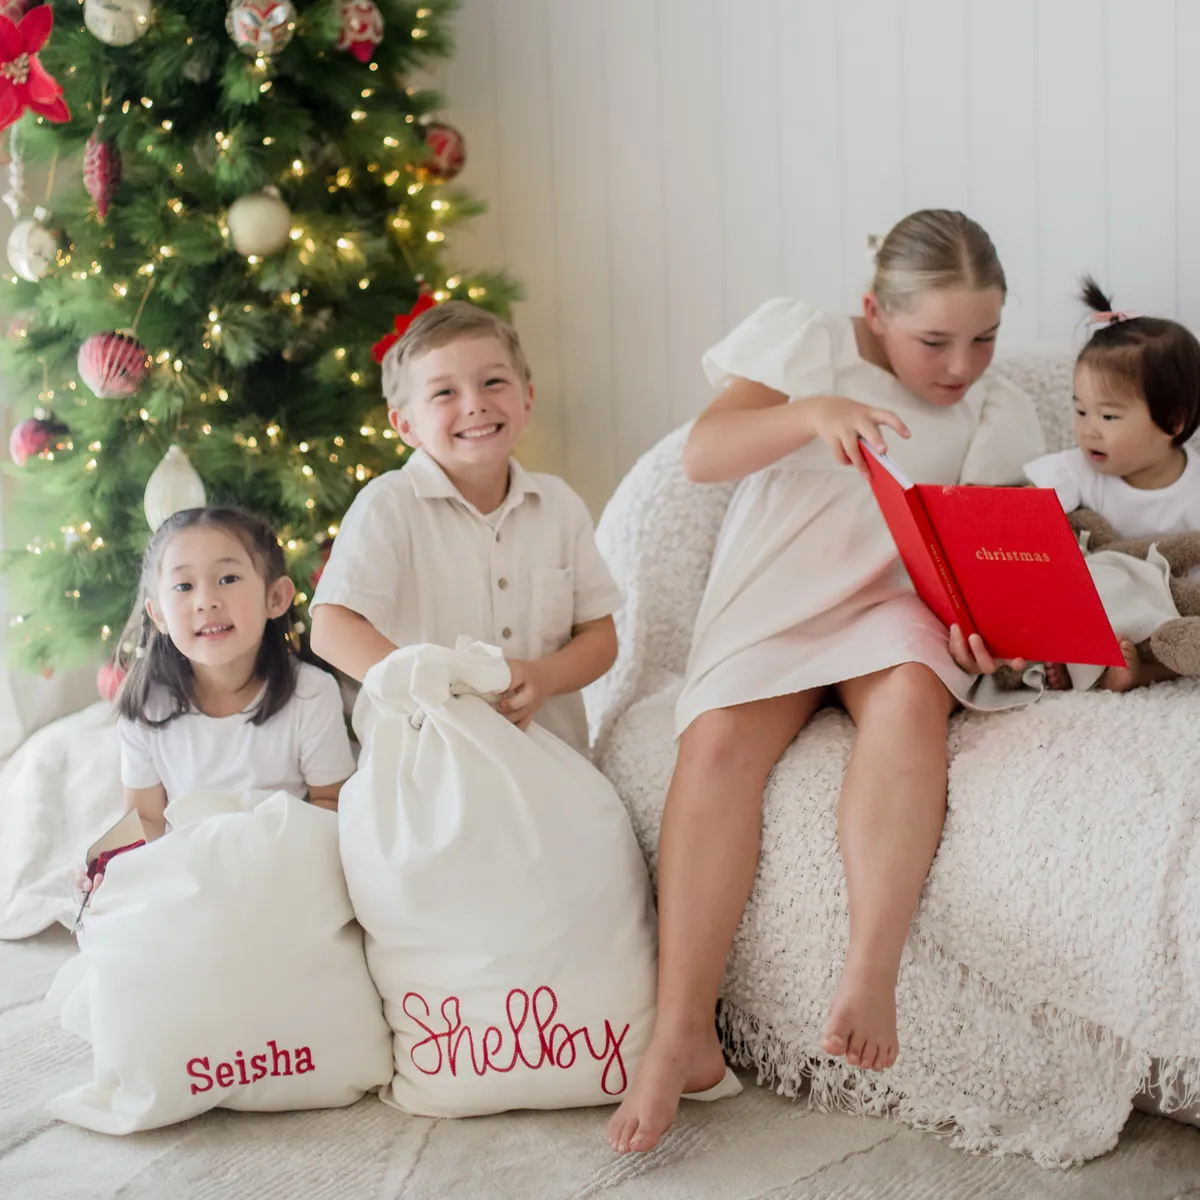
[434,0,1191,513]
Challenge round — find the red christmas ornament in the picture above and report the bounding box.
[0,6,69,134]
[336,0,383,63]
[371,291,438,364]
[78,331,151,399]
[8,413,66,465]
[84,120,121,220]
[418,121,466,183]
[311,539,334,588]
[96,660,125,703]
[6,307,32,338]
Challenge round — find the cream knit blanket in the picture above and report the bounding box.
[587,418,1200,1166]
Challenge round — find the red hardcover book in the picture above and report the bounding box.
[860,442,1125,667]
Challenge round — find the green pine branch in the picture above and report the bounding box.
[1,0,521,675]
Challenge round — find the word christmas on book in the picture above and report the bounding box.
[975,546,1052,563]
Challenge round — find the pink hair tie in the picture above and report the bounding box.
[1089,309,1143,330]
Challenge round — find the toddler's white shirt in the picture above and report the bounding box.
[1024,446,1200,538]
[310,449,623,754]
[119,662,356,800]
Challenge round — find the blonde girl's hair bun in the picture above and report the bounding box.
[871,209,1006,314]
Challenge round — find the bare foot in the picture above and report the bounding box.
[820,963,898,1071]
[606,1028,727,1154]
[1099,637,1140,693]
[1046,662,1071,691]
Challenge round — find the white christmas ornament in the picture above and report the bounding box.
[226,187,291,257]
[6,211,57,282]
[84,0,153,46]
[144,445,207,532]
[226,0,297,57]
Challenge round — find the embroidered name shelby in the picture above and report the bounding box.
[187,1040,315,1094]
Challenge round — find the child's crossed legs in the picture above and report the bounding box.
[608,662,954,1154]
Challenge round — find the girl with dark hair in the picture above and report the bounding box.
[106,506,355,847]
[1024,277,1200,691]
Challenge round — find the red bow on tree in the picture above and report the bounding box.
[0,6,70,133]
[370,292,438,364]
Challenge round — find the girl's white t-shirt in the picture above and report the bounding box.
[118,662,356,801]
[1025,446,1200,539]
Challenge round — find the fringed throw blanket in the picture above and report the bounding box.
[588,419,1200,1166]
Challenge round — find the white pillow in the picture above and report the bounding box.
[45,790,392,1134]
[340,641,658,1117]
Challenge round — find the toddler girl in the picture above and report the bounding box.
[1024,278,1200,691]
[609,210,1045,1154]
[97,506,355,867]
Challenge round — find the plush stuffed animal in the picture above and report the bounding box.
[1067,508,1200,676]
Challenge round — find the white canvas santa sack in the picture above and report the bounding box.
[340,640,657,1118]
[45,790,392,1134]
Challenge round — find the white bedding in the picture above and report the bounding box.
[0,703,124,941]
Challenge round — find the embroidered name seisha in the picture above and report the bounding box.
[974,547,1051,563]
[186,1040,315,1095]
[403,986,631,1096]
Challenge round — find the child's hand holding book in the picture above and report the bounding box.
[947,624,1027,676]
[858,440,1124,669]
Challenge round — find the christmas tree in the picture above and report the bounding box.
[0,0,516,679]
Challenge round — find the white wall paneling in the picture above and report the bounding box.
[1178,3,1200,329]
[434,0,1195,512]
[966,0,1039,343]
[1034,3,1107,341]
[835,0,904,312]
[1106,1,1176,317]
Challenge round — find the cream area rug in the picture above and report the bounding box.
[2,931,1197,1199]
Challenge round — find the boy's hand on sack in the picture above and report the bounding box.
[500,658,551,729]
[949,624,1027,676]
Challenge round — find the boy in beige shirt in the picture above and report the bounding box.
[310,301,621,754]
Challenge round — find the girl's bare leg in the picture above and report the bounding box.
[820,663,955,1070]
[607,688,825,1154]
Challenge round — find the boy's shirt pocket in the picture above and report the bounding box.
[529,566,575,658]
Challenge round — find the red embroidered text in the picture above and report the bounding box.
[186,1040,315,1095]
[403,986,630,1095]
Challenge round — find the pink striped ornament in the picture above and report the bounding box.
[83,123,121,220]
[77,331,150,399]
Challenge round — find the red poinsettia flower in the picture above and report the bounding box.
[370,292,439,364]
[0,6,70,134]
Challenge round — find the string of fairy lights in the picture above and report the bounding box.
[7,3,494,660]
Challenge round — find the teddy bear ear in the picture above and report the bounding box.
[1162,530,1200,574]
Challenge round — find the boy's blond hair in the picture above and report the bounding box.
[380,300,532,409]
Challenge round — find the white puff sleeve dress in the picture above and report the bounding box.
[675,299,1046,736]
